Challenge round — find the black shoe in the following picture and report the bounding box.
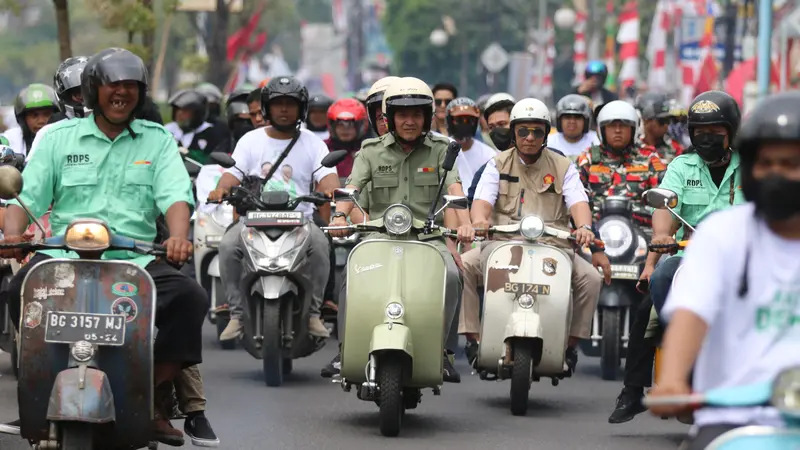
[443,353,461,383]
[321,353,341,378]
[185,413,220,447]
[608,387,647,424]
[0,419,20,435]
[564,346,578,376]
[464,339,479,367]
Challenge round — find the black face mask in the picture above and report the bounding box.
[489,127,513,150]
[693,133,727,163]
[451,123,476,141]
[231,119,255,142]
[752,174,800,222]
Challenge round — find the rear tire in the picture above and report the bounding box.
[378,357,404,437]
[262,302,284,387]
[600,308,622,381]
[510,341,532,416]
[60,422,94,450]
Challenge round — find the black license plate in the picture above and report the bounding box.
[44,312,126,346]
[504,282,551,295]
[245,211,304,227]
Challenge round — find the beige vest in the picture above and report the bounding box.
[493,148,573,248]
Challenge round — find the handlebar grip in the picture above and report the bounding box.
[591,239,605,249]
[206,199,222,204]
[150,243,167,256]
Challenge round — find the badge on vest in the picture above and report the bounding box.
[543,174,555,186]
[417,167,436,173]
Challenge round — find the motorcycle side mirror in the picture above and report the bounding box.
[643,188,679,209]
[184,161,201,177]
[442,141,461,171]
[442,195,468,210]
[321,150,348,168]
[0,165,46,236]
[333,188,359,202]
[207,152,237,168]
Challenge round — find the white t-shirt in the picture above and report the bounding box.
[226,127,336,217]
[663,203,800,428]
[195,164,227,214]
[2,127,26,156]
[547,131,600,157]
[456,139,496,192]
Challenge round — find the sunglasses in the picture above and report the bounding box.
[657,117,670,126]
[516,127,547,139]
[436,98,453,106]
[449,116,477,125]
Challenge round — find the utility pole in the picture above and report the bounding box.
[722,0,738,79]
[537,0,547,98]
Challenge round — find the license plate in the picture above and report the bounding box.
[205,235,222,245]
[245,211,304,228]
[604,264,640,280]
[504,282,551,295]
[44,311,126,346]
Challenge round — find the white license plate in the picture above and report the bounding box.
[245,211,304,227]
[44,311,126,346]
[609,264,640,280]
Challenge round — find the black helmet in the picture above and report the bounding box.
[635,92,670,120]
[687,90,741,142]
[168,89,208,131]
[308,93,334,111]
[81,48,148,119]
[227,87,251,106]
[54,56,90,118]
[555,94,592,133]
[195,82,223,118]
[260,76,308,131]
[735,91,800,202]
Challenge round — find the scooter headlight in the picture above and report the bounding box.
[241,226,308,271]
[385,302,404,320]
[517,294,535,309]
[65,220,110,251]
[211,204,234,228]
[383,205,413,235]
[598,219,634,258]
[520,215,545,240]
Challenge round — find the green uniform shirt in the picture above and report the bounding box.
[346,132,460,225]
[657,152,745,243]
[9,115,195,267]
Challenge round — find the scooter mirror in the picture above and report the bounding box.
[185,161,201,177]
[643,188,678,209]
[442,141,461,171]
[333,188,359,202]
[0,165,22,200]
[207,152,237,168]
[321,150,348,168]
[442,195,468,210]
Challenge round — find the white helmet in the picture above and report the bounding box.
[483,92,516,121]
[509,98,551,129]
[381,77,435,135]
[366,76,401,133]
[596,100,638,146]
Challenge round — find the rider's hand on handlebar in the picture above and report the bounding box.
[328,216,351,238]
[472,219,490,237]
[0,234,30,261]
[650,234,677,254]
[647,381,694,417]
[163,237,193,264]
[207,187,229,203]
[456,224,475,244]
[573,227,595,247]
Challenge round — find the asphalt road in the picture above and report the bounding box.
[0,327,687,450]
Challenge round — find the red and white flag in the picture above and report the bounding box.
[616,1,640,90]
[573,11,588,85]
[646,0,671,92]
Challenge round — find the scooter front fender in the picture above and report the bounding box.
[370,323,413,357]
[503,311,543,341]
[207,254,220,277]
[47,367,116,424]
[251,275,298,299]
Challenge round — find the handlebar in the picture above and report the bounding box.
[207,187,329,211]
[648,240,689,253]
[0,237,167,256]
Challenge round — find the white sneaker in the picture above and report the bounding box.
[219,318,243,341]
[308,316,330,338]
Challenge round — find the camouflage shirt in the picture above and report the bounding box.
[577,144,667,217]
[636,134,684,163]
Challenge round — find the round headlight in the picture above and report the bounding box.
[518,294,535,309]
[772,367,800,417]
[65,220,111,251]
[70,341,95,363]
[520,215,545,240]
[598,219,634,258]
[383,205,413,235]
[386,302,404,320]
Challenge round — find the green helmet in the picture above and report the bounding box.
[14,83,60,120]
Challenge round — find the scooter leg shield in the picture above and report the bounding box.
[369,323,413,357]
[46,367,116,424]
[503,311,543,341]
[207,254,221,277]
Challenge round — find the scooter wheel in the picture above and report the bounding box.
[509,341,533,416]
[377,357,404,437]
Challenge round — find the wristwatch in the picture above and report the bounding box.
[331,212,346,220]
[580,225,593,232]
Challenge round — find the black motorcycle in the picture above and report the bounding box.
[579,196,652,380]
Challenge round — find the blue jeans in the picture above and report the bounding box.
[650,256,682,318]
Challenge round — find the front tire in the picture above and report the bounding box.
[600,308,622,381]
[378,357,404,437]
[510,341,533,416]
[262,302,284,387]
[60,422,94,450]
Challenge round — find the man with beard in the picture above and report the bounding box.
[246,88,267,129]
[3,84,60,156]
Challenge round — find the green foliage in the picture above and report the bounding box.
[86,0,156,34]
[181,53,208,75]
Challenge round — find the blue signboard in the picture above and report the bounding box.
[680,43,742,61]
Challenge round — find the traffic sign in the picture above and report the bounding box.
[481,42,509,74]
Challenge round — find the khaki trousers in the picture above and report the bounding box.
[458,242,602,339]
[174,365,206,414]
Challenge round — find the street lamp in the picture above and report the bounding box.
[430,29,449,47]
[554,7,577,29]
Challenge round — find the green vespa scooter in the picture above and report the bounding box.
[323,143,467,437]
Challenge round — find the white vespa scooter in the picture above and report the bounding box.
[475,214,605,416]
